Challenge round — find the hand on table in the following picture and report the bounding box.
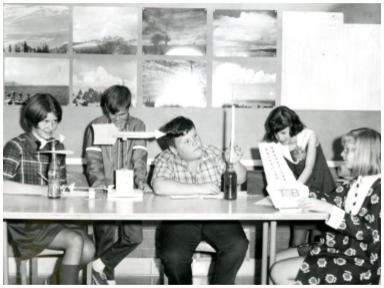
[299,198,333,214]
[200,183,221,195]
[138,181,153,193]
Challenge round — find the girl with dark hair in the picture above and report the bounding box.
[270,128,380,284]
[3,93,95,284]
[263,106,336,246]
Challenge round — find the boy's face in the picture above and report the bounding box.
[171,128,202,161]
[109,109,129,131]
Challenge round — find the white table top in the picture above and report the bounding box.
[3,181,328,221]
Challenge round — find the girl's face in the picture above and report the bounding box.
[32,112,58,140]
[275,127,291,145]
[341,141,355,169]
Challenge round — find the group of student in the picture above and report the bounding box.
[3,84,380,285]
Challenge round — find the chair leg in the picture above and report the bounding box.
[86,223,94,285]
[30,257,38,284]
[19,259,28,285]
[86,262,92,284]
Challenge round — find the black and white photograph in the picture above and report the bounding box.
[3,4,70,54]
[142,8,207,56]
[142,59,207,107]
[2,2,381,286]
[4,57,69,105]
[73,6,138,54]
[212,59,277,108]
[213,9,277,57]
[72,56,137,106]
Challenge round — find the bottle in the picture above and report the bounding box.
[224,163,237,200]
[47,144,61,199]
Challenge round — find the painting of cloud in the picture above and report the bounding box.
[142,8,207,56]
[4,5,69,53]
[73,6,138,54]
[4,57,69,105]
[212,60,277,108]
[72,56,137,107]
[143,60,207,107]
[213,10,277,57]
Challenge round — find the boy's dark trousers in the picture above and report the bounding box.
[159,221,249,284]
[93,221,143,269]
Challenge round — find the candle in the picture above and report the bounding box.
[230,104,235,163]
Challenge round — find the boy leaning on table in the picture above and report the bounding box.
[151,116,249,284]
[83,85,151,285]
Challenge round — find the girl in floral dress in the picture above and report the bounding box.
[270,127,380,284]
[264,106,336,246]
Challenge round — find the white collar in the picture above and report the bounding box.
[32,131,49,150]
[345,174,380,215]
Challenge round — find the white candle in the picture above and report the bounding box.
[230,104,235,163]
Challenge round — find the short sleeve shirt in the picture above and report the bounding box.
[151,145,226,187]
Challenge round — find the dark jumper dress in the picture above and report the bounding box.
[3,133,84,259]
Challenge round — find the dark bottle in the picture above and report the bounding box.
[224,163,237,200]
[47,145,61,199]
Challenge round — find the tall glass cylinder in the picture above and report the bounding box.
[48,148,61,199]
[224,163,237,200]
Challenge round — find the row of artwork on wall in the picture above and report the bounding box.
[4,5,278,108]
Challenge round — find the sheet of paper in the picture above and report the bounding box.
[169,194,224,200]
[259,142,309,209]
[258,142,296,183]
[92,123,165,145]
[253,196,273,206]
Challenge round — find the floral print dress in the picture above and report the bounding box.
[296,176,381,284]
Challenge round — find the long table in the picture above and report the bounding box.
[3,181,328,285]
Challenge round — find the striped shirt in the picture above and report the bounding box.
[3,133,67,185]
[151,145,226,187]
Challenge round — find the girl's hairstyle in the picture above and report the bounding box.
[100,85,131,115]
[342,127,381,177]
[160,116,195,148]
[22,93,62,131]
[263,105,305,142]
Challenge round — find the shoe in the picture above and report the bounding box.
[104,267,116,285]
[92,268,109,285]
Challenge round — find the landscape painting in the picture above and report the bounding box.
[4,58,69,105]
[72,56,137,107]
[213,10,277,57]
[73,6,138,54]
[4,5,69,53]
[142,60,207,107]
[142,8,207,56]
[212,59,277,108]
